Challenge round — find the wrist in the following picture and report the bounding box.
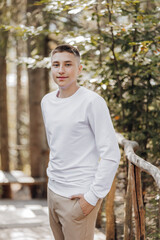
[84,191,99,206]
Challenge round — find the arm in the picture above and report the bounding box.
[41,98,50,147]
[83,95,121,206]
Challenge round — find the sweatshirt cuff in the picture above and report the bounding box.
[84,190,99,206]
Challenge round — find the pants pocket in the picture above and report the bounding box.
[72,199,86,221]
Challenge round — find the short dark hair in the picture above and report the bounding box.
[51,44,80,60]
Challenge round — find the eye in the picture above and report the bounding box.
[52,64,59,67]
[66,64,71,67]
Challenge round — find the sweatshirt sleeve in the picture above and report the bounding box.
[41,98,46,126]
[84,95,121,206]
[40,98,50,147]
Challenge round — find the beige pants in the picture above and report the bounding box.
[48,188,102,240]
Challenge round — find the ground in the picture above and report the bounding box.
[0,198,106,240]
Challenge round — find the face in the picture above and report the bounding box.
[51,51,82,90]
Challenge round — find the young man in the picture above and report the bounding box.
[41,44,121,240]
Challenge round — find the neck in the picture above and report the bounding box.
[57,84,80,98]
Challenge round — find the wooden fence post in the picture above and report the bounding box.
[131,165,145,240]
[124,161,133,240]
[106,177,116,240]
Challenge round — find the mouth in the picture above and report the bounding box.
[57,76,68,80]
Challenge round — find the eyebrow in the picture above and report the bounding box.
[52,60,73,63]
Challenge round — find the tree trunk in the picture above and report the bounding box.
[0,33,9,172]
[106,177,116,240]
[27,0,48,198]
[0,3,11,198]
[28,68,48,197]
[13,0,27,170]
[16,42,23,170]
[44,35,50,94]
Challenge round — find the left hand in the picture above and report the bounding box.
[71,194,95,216]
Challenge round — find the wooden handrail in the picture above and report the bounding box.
[114,132,160,240]
[116,132,160,189]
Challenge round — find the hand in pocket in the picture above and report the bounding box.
[71,194,95,216]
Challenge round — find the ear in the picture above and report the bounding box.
[78,64,83,74]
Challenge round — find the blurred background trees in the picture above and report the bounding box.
[0,0,159,238]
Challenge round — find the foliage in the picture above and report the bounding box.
[0,0,160,236]
[1,0,159,162]
[42,0,160,164]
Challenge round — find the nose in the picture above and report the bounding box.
[58,65,65,74]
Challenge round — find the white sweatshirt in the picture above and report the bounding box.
[41,86,121,206]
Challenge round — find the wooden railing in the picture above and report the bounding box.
[116,133,160,188]
[115,133,160,240]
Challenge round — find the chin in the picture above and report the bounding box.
[57,81,65,86]
[58,84,67,89]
